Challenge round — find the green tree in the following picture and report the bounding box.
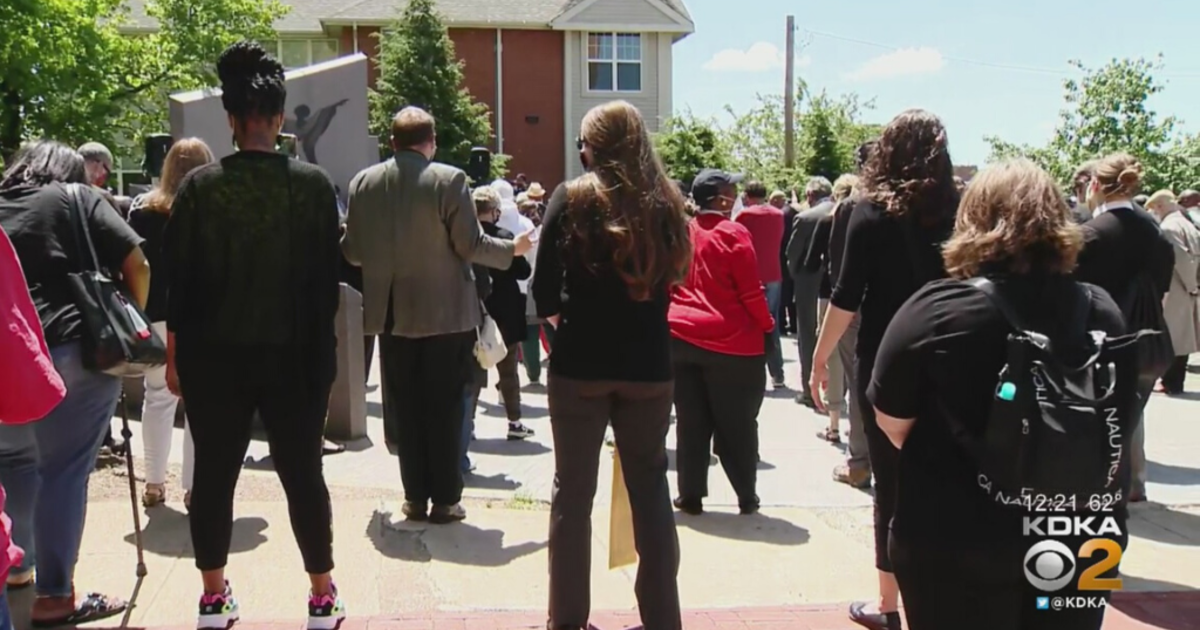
[722,95,803,192]
[368,0,503,180]
[985,57,1200,191]
[0,0,287,160]
[721,91,881,193]
[653,111,728,186]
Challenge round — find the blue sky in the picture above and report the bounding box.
[671,0,1200,166]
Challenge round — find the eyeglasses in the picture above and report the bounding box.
[575,137,586,150]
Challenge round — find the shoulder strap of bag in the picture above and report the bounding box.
[968,277,1092,336]
[66,184,104,274]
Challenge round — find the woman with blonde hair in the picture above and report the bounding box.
[128,137,213,508]
[533,100,691,630]
[870,159,1132,629]
[1073,152,1174,502]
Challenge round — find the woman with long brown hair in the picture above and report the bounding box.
[128,137,213,509]
[809,109,959,630]
[532,100,691,630]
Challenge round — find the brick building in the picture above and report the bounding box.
[121,0,695,191]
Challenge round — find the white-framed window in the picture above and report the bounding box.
[263,38,341,69]
[586,32,641,92]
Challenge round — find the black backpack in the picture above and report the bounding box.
[956,278,1144,512]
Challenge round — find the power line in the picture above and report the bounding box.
[801,28,1200,79]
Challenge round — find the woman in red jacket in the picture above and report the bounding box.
[668,169,775,516]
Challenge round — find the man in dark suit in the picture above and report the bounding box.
[776,191,797,334]
[785,177,835,407]
[342,107,532,523]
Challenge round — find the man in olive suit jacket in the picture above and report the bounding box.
[342,107,531,523]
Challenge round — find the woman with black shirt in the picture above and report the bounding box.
[533,100,691,630]
[1073,153,1174,503]
[809,110,958,630]
[0,141,149,625]
[870,159,1129,629]
[128,137,212,509]
[162,42,345,629]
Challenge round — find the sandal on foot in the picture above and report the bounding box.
[31,592,128,628]
[142,483,166,508]
[817,427,841,443]
[7,568,33,590]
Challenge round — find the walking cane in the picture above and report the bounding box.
[118,389,148,579]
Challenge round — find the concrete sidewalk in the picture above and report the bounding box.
[11,497,1200,629]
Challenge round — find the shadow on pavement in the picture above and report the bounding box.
[464,472,520,491]
[366,400,383,418]
[470,437,551,456]
[675,510,810,545]
[1127,504,1200,546]
[123,505,269,557]
[1148,461,1200,486]
[367,509,546,566]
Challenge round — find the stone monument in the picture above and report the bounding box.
[163,53,377,440]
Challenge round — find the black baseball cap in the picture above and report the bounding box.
[691,169,744,206]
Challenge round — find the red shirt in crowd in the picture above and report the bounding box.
[669,211,775,356]
[733,203,785,284]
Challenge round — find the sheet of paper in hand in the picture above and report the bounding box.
[609,446,637,569]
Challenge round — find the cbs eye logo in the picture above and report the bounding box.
[1024,540,1123,592]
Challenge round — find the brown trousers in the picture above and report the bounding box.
[546,375,681,630]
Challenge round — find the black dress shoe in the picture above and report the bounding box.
[672,497,703,515]
[401,501,428,521]
[430,503,467,524]
[848,601,901,630]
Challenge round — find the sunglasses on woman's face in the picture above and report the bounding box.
[576,137,586,150]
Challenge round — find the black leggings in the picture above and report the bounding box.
[857,353,899,572]
[891,533,1116,630]
[179,345,334,574]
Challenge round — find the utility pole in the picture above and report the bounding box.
[783,15,796,169]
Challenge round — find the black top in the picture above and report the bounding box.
[779,205,797,277]
[1075,205,1174,311]
[164,152,341,380]
[127,197,170,323]
[802,212,834,299]
[869,274,1128,549]
[826,198,855,290]
[830,200,955,360]
[532,183,673,382]
[0,182,144,348]
[481,221,531,346]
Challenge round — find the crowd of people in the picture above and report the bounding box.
[0,37,1195,630]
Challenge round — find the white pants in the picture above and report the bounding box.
[141,321,194,489]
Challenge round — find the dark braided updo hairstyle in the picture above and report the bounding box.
[217,41,287,121]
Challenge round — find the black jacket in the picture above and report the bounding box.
[481,221,532,346]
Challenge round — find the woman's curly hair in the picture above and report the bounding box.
[859,108,958,223]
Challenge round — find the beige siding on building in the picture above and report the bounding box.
[563,31,672,180]
[567,0,681,26]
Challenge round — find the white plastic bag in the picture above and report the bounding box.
[474,315,508,369]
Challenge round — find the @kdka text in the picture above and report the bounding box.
[1036,596,1107,611]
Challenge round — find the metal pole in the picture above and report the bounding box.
[783,15,796,169]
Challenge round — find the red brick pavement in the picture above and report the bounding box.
[100,592,1200,630]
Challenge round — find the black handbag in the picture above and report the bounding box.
[1120,272,1174,389]
[64,184,166,377]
